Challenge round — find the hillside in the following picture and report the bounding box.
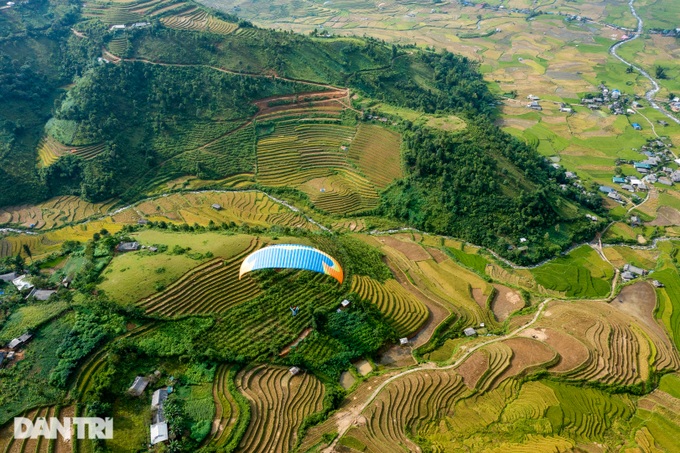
[0,0,600,262]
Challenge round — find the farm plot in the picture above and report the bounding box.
[128,191,312,229]
[139,238,261,316]
[351,275,428,337]
[161,8,238,34]
[0,196,115,230]
[532,300,679,387]
[205,364,239,448]
[348,123,402,188]
[203,270,345,361]
[342,370,469,453]
[256,121,382,215]
[256,122,356,186]
[236,365,324,453]
[37,136,106,168]
[530,245,613,298]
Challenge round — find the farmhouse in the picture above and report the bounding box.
[632,123,642,130]
[150,422,169,445]
[658,177,673,186]
[652,280,664,288]
[0,272,17,282]
[671,171,680,183]
[565,171,577,179]
[621,184,634,192]
[110,24,125,30]
[289,366,301,376]
[211,204,222,210]
[127,376,150,396]
[621,271,636,282]
[8,333,32,350]
[623,264,647,277]
[117,241,140,252]
[151,388,168,411]
[399,337,409,345]
[26,288,56,300]
[612,176,626,184]
[634,162,652,170]
[607,192,622,201]
[12,275,33,292]
[463,327,477,337]
[340,299,351,308]
[598,186,614,194]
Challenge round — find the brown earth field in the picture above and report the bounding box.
[491,284,524,321]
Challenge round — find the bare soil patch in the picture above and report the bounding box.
[521,327,589,373]
[471,287,487,309]
[355,360,373,376]
[455,349,489,389]
[340,371,356,390]
[426,247,449,263]
[379,344,416,368]
[378,236,431,261]
[496,337,556,382]
[491,284,524,321]
[613,282,663,337]
[649,206,680,226]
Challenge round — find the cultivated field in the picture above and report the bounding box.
[236,365,324,453]
[351,275,428,337]
[37,136,105,167]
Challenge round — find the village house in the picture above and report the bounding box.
[127,376,150,396]
[599,186,614,194]
[8,333,32,350]
[0,272,17,282]
[12,275,33,292]
[612,176,626,184]
[26,288,56,301]
[463,327,477,337]
[623,264,647,277]
[117,241,141,252]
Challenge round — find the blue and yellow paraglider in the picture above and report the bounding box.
[239,244,344,284]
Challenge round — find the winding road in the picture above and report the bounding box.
[323,297,552,452]
[610,0,680,126]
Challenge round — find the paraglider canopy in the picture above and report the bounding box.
[239,244,343,284]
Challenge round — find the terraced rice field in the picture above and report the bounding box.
[37,136,106,167]
[205,364,239,448]
[0,195,114,230]
[257,122,356,186]
[115,191,312,229]
[0,405,68,453]
[161,8,238,34]
[351,275,428,337]
[535,301,680,387]
[139,238,261,316]
[256,121,382,215]
[348,123,402,188]
[343,370,469,453]
[107,37,128,55]
[204,271,343,359]
[236,365,324,453]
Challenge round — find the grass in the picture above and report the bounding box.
[658,373,680,399]
[99,232,254,304]
[531,245,613,298]
[0,302,70,342]
[106,396,150,452]
[446,246,489,274]
[0,312,74,425]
